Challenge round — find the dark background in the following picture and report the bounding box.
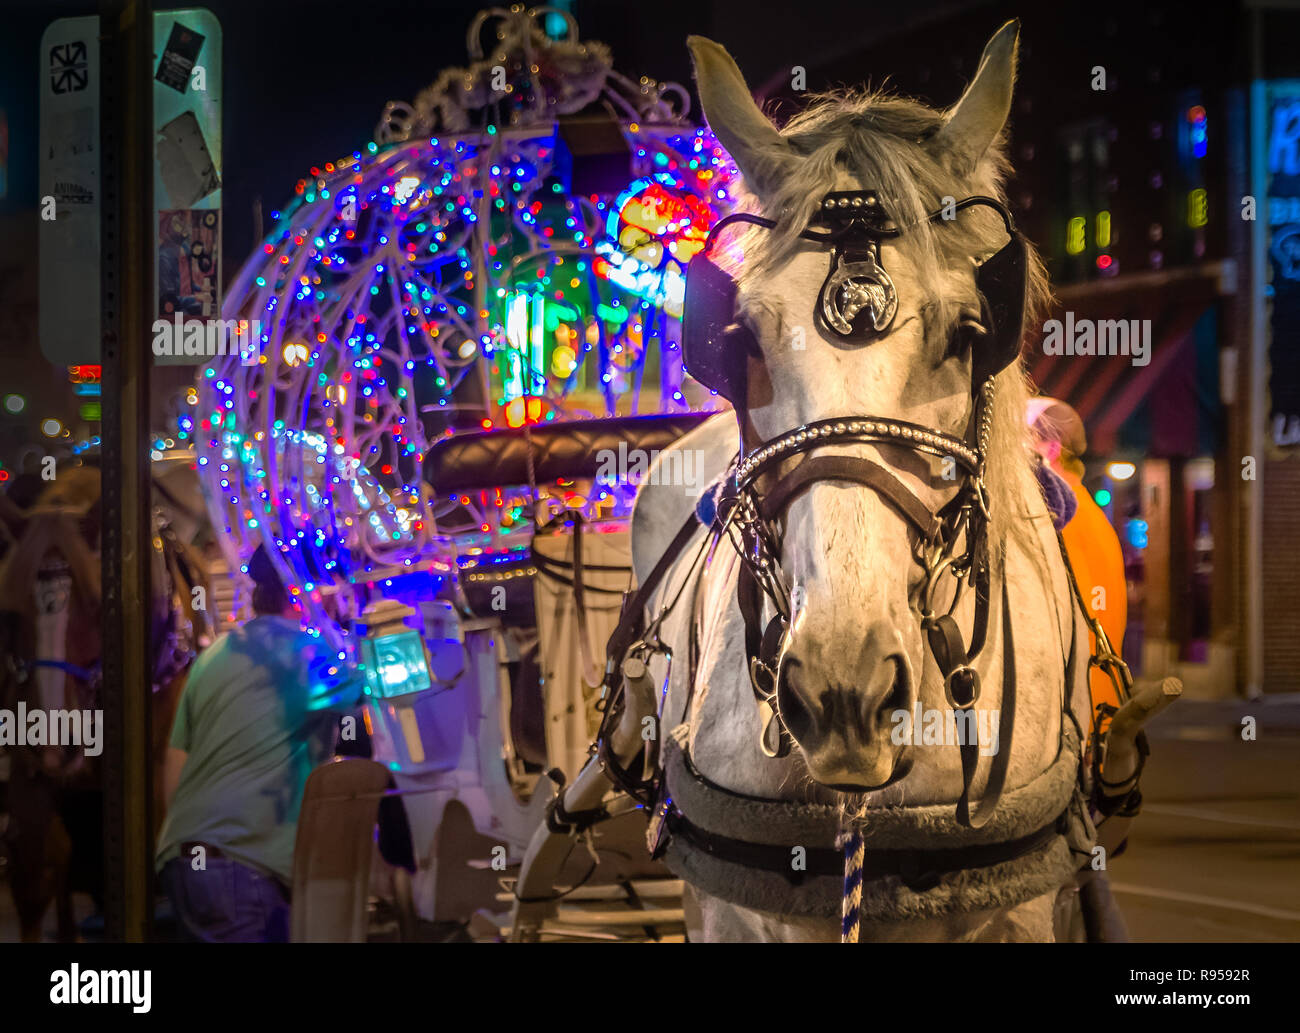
[0,0,975,265]
[2,1,1287,282]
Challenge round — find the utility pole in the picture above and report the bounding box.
[99,0,154,941]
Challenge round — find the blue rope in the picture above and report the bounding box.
[837,828,864,943]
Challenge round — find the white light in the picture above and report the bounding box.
[1107,462,1136,481]
[394,176,421,205]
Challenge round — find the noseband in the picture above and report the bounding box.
[725,381,998,763]
[685,189,1027,826]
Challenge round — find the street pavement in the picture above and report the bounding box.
[1109,695,1300,942]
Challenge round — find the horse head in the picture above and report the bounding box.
[689,21,1051,790]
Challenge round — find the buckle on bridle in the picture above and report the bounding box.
[750,617,792,758]
[756,696,790,758]
[749,654,777,699]
[943,665,981,710]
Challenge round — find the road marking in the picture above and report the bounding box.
[1142,803,1300,832]
[1110,883,1300,923]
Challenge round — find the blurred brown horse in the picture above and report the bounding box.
[0,464,209,941]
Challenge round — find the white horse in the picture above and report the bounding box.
[625,21,1175,942]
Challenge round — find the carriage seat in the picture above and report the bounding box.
[423,412,713,493]
[428,415,706,782]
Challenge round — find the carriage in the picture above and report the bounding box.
[338,411,709,937]
[180,6,751,940]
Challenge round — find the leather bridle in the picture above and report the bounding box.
[595,188,1031,830]
[696,190,1028,827]
[724,383,998,754]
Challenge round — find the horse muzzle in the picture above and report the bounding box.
[776,640,916,789]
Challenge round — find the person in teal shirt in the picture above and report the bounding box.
[156,545,363,942]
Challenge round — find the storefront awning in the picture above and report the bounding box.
[1024,263,1232,456]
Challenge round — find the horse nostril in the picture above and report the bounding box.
[870,657,911,732]
[777,666,815,745]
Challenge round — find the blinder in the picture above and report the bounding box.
[681,191,1028,403]
[680,254,758,409]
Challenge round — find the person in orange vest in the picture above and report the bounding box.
[1028,397,1132,941]
[1027,397,1128,721]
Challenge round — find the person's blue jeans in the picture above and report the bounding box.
[160,855,290,942]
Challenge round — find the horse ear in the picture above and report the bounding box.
[688,35,794,201]
[930,19,1020,172]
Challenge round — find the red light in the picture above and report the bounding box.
[68,364,102,384]
[1096,254,1113,270]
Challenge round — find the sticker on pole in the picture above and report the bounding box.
[155,22,205,93]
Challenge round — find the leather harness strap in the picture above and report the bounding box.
[594,509,706,798]
[602,510,701,682]
[954,573,1015,829]
[666,807,1065,892]
[758,454,943,541]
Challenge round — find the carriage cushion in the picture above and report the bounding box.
[424,413,714,494]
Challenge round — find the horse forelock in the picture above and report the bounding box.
[718,86,1053,561]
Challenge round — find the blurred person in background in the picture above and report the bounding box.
[155,543,362,942]
[0,466,104,941]
[1027,397,1128,717]
[1028,397,1131,942]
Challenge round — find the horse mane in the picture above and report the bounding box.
[725,86,1055,564]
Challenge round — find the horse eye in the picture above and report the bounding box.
[947,319,987,359]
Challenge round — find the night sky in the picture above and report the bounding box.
[0,0,963,268]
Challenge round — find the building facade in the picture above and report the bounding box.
[766,0,1300,696]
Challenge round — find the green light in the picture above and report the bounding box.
[3,394,25,414]
[1095,488,1112,506]
[1066,217,1086,255]
[78,402,101,422]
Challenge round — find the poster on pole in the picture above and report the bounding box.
[152,9,223,366]
[38,16,101,365]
